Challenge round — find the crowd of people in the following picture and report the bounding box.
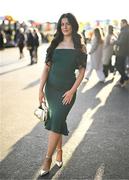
[0,27,41,65]
[1,18,129,82]
[16,28,40,65]
[83,19,129,87]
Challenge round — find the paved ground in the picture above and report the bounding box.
[0,44,129,180]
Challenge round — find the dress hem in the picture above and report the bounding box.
[45,126,69,136]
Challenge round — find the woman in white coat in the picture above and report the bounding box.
[102,25,116,77]
[85,28,105,82]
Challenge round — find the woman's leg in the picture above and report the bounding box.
[56,136,63,162]
[85,66,93,80]
[56,135,62,150]
[47,131,61,157]
[42,131,61,170]
[19,47,22,59]
[96,67,105,82]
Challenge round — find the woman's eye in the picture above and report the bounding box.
[61,23,70,26]
[61,23,64,26]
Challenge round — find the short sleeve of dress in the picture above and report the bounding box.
[76,51,87,69]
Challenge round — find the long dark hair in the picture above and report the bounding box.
[45,13,83,64]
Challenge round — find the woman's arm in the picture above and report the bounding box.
[70,68,85,94]
[39,64,51,104]
[62,67,85,105]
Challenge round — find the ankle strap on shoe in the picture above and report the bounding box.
[46,155,52,159]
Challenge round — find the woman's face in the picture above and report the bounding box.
[61,17,72,36]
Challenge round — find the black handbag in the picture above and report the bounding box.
[34,102,48,124]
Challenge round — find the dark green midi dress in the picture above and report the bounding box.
[45,49,87,135]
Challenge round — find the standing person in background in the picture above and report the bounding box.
[33,29,39,63]
[0,30,5,50]
[17,28,25,59]
[26,29,35,65]
[115,19,129,87]
[85,28,105,82]
[38,13,87,177]
[102,25,117,78]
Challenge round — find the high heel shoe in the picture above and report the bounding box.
[40,155,52,176]
[55,160,63,167]
[56,149,63,168]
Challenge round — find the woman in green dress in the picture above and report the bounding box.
[39,13,87,176]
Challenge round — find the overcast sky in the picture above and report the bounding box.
[0,0,129,22]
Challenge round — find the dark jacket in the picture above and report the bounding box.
[115,25,129,56]
[26,32,34,48]
[0,32,4,49]
[17,33,25,47]
[33,33,39,47]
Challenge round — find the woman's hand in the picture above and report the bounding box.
[39,91,45,105]
[62,90,74,105]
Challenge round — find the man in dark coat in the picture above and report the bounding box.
[115,19,129,87]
